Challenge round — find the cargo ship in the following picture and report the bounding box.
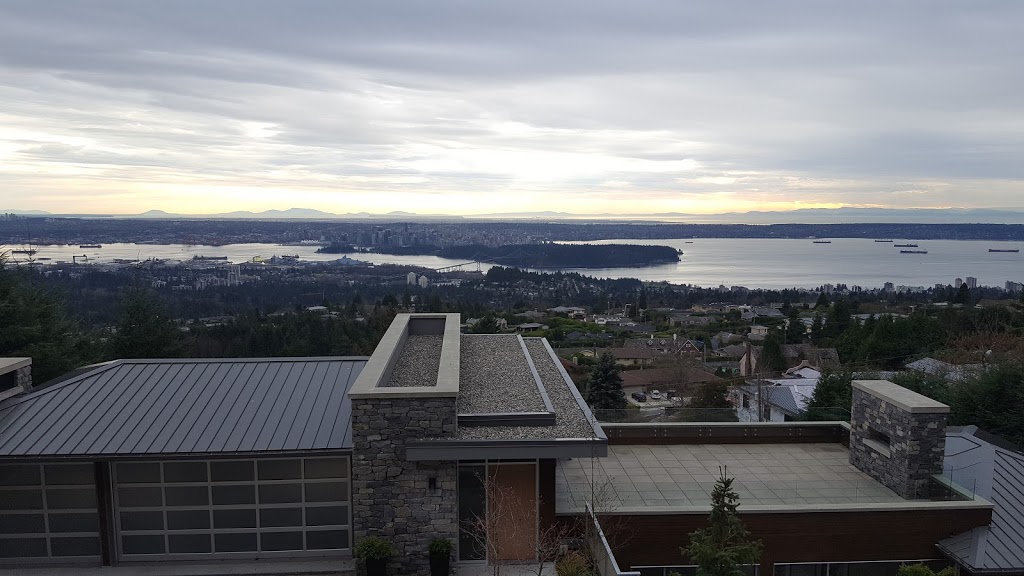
[894,243,918,248]
[812,240,832,244]
[874,239,894,243]
[900,250,928,254]
[989,249,1020,253]
[79,244,102,249]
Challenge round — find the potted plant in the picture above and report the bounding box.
[428,537,453,576]
[355,536,393,576]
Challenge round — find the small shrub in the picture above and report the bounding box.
[555,551,591,576]
[428,537,453,558]
[898,564,956,576]
[354,536,393,560]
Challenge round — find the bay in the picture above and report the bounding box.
[8,238,1023,290]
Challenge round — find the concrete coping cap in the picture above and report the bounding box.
[853,380,950,414]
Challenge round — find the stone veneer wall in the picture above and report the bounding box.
[849,387,946,499]
[351,397,458,576]
[16,366,31,390]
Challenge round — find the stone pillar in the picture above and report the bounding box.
[849,380,949,499]
[351,396,458,575]
[16,365,32,390]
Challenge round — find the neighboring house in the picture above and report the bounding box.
[906,357,983,383]
[604,347,659,366]
[736,367,822,422]
[514,322,548,332]
[547,306,586,319]
[740,344,840,377]
[517,310,547,320]
[938,426,1024,575]
[750,325,770,338]
[669,314,715,327]
[619,366,720,396]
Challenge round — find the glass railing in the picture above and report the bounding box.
[591,407,851,423]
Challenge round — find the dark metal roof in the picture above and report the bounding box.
[939,426,1024,573]
[0,358,366,459]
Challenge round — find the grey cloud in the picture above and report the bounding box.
[1,1,1024,212]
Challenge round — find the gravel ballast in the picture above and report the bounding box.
[457,335,545,414]
[454,338,599,440]
[382,334,443,387]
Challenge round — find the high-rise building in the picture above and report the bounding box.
[965,276,978,289]
[407,272,417,285]
[955,278,963,288]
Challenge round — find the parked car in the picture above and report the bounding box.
[631,391,647,403]
[649,390,662,400]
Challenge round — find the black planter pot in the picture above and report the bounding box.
[429,554,450,576]
[365,557,388,576]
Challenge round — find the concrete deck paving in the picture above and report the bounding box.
[556,442,904,512]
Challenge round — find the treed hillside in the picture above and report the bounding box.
[434,243,680,268]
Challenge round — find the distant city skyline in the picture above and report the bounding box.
[2,2,1024,216]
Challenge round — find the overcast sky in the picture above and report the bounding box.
[2,1,1023,215]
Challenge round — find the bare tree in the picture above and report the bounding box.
[461,468,532,576]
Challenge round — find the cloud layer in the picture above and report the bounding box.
[2,1,1023,214]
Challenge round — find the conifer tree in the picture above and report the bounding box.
[585,352,627,414]
[683,469,762,576]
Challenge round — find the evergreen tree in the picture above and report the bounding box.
[809,313,824,344]
[953,283,971,306]
[0,258,93,383]
[471,315,499,334]
[805,371,853,420]
[687,381,738,422]
[107,283,186,359]
[585,352,627,414]
[784,308,803,344]
[761,328,786,372]
[815,291,830,309]
[682,469,762,576]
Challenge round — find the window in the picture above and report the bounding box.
[0,463,101,561]
[113,457,350,559]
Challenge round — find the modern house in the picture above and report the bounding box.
[0,314,1018,575]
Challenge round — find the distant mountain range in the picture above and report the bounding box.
[4,207,1024,224]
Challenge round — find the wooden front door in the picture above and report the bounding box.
[487,463,537,562]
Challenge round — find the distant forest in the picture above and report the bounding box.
[377,243,681,268]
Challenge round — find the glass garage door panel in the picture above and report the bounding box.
[113,457,349,559]
[0,463,101,561]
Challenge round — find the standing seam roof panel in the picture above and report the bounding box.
[221,362,284,453]
[298,362,345,450]
[80,364,169,455]
[263,362,318,451]
[50,363,151,455]
[327,364,359,450]
[314,362,354,450]
[279,362,332,451]
[237,362,300,453]
[163,364,237,454]
[199,363,270,454]
[114,363,190,454]
[0,364,122,454]
[178,363,254,454]
[144,363,224,453]
[128,363,204,454]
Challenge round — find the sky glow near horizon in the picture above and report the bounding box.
[2,1,1024,216]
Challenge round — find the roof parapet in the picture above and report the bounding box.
[348,313,461,399]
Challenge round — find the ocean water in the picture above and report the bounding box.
[8,238,1022,290]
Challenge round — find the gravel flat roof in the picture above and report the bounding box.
[454,339,599,441]
[382,335,442,387]
[457,335,545,414]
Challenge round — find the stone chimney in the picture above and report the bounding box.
[0,358,32,402]
[849,380,949,499]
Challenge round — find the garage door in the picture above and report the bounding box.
[0,463,102,563]
[113,457,350,559]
